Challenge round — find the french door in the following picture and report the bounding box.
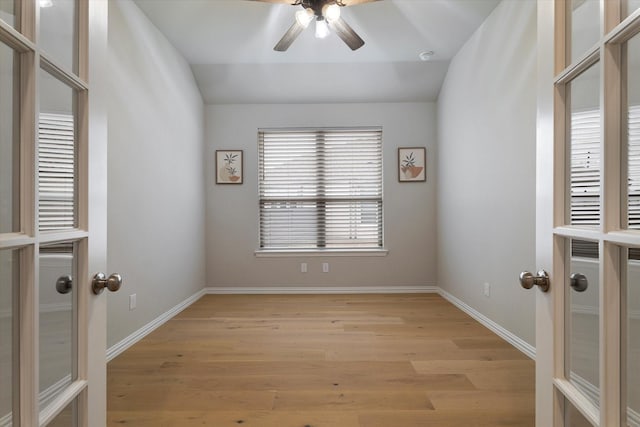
[536,0,640,426]
[0,0,108,426]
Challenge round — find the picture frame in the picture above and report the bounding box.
[398,147,426,182]
[216,150,243,184]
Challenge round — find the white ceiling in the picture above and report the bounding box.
[132,0,501,104]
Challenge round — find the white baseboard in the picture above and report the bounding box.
[437,288,536,360]
[39,375,72,409]
[204,285,439,294]
[106,289,207,362]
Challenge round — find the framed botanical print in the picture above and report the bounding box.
[398,147,426,182]
[216,150,243,184]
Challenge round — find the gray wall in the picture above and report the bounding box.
[106,0,206,348]
[436,0,537,346]
[205,102,437,289]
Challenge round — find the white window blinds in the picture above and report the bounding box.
[570,109,601,226]
[570,105,640,258]
[628,105,640,229]
[258,128,383,250]
[38,113,75,231]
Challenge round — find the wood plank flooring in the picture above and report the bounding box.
[107,294,535,426]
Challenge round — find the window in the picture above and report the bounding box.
[629,105,640,229]
[570,105,640,258]
[570,108,600,227]
[38,112,75,232]
[258,128,383,250]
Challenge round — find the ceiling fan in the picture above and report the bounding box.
[253,0,378,52]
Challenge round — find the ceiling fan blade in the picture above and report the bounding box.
[274,20,306,51]
[328,17,364,51]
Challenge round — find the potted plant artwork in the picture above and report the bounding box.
[216,150,243,184]
[398,147,426,182]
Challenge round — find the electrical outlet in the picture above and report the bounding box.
[129,294,137,310]
[322,262,329,273]
[483,283,491,298]
[301,262,308,273]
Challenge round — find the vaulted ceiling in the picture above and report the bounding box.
[132,0,501,104]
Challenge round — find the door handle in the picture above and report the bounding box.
[519,270,550,292]
[56,275,72,294]
[569,273,588,292]
[92,272,123,295]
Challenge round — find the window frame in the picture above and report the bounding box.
[256,127,386,256]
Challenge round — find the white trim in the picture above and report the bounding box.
[437,288,537,360]
[0,303,72,319]
[0,412,10,427]
[204,285,438,294]
[106,289,206,362]
[255,249,389,258]
[629,407,640,427]
[39,380,87,427]
[569,372,600,408]
[569,372,640,427]
[39,303,72,314]
[39,375,72,409]
[572,303,640,320]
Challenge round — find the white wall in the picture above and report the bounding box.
[205,103,437,289]
[106,0,206,348]
[437,0,537,346]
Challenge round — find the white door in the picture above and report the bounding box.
[535,0,640,426]
[0,0,110,426]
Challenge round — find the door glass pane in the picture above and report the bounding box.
[40,0,77,74]
[626,0,640,18]
[39,70,76,232]
[571,0,600,64]
[626,249,640,427]
[569,64,601,227]
[0,42,19,234]
[47,398,76,427]
[568,239,600,409]
[0,0,15,28]
[564,396,595,426]
[0,249,17,426]
[39,243,75,408]
[628,34,640,230]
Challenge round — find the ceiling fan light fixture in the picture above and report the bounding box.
[323,3,341,22]
[295,8,314,28]
[315,18,330,39]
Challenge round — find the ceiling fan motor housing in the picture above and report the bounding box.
[298,0,345,18]
[270,0,369,51]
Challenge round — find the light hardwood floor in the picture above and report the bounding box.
[107,294,535,426]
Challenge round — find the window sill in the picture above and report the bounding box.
[254,249,389,258]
